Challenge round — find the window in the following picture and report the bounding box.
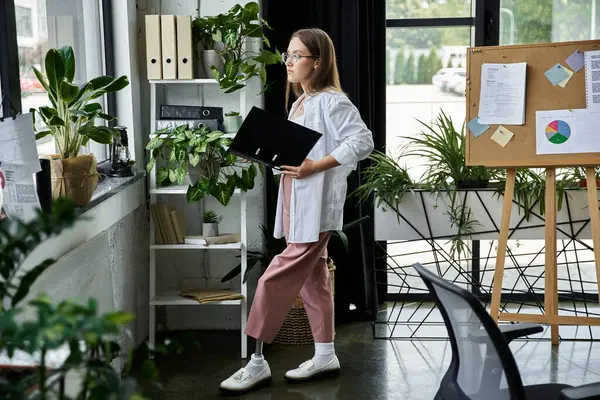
[13,0,109,161]
[500,0,600,45]
[15,6,32,38]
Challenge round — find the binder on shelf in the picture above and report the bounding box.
[160,15,177,79]
[176,15,193,79]
[145,15,162,79]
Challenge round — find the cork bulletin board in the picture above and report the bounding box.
[465,39,600,168]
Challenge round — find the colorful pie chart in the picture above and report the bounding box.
[545,120,571,144]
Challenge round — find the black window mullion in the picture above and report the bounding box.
[0,0,22,116]
[101,0,116,127]
[475,0,500,46]
[386,17,474,28]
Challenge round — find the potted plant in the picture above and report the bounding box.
[223,111,242,133]
[30,45,129,207]
[191,14,224,78]
[192,2,282,93]
[202,210,222,237]
[145,123,257,206]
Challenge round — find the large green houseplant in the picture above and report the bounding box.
[145,124,257,206]
[30,45,129,207]
[0,198,173,398]
[192,2,281,93]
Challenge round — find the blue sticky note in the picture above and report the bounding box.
[467,117,490,138]
[545,64,570,86]
[566,50,585,72]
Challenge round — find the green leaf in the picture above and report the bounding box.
[157,168,169,183]
[98,113,116,121]
[224,83,246,93]
[12,260,55,307]
[60,80,79,102]
[46,115,65,127]
[30,66,53,99]
[35,129,52,140]
[86,126,115,144]
[169,169,178,183]
[146,159,156,173]
[82,103,103,113]
[211,66,221,81]
[102,75,129,93]
[77,117,96,135]
[146,137,165,151]
[68,82,90,107]
[189,153,200,167]
[38,106,57,121]
[104,311,135,325]
[186,182,206,203]
[44,49,65,94]
[58,45,76,82]
[88,75,114,90]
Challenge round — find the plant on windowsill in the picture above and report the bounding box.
[29,45,129,207]
[191,2,282,93]
[0,198,176,398]
[145,124,257,206]
[202,210,222,237]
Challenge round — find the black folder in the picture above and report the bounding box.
[227,106,322,170]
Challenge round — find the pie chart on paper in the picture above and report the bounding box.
[545,120,571,144]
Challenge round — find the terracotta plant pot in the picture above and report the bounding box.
[48,154,100,207]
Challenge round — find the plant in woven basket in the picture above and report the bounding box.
[30,45,129,207]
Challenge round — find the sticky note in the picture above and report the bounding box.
[565,50,585,72]
[545,64,570,86]
[467,117,490,138]
[558,67,574,87]
[490,125,515,147]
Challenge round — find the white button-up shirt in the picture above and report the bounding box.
[273,90,375,243]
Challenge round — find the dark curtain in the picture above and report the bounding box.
[262,0,387,323]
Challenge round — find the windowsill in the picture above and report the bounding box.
[76,169,145,216]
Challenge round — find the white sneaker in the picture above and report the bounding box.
[284,355,341,382]
[219,362,272,393]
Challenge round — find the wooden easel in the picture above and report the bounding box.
[489,167,600,344]
[465,40,600,344]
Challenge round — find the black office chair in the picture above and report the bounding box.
[413,262,600,400]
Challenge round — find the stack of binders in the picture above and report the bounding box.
[145,15,194,80]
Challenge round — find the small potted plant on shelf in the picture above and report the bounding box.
[145,123,257,206]
[191,2,282,93]
[223,111,242,133]
[191,14,224,78]
[202,210,222,237]
[30,45,129,207]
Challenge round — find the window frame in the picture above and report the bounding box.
[0,0,116,163]
[384,0,499,302]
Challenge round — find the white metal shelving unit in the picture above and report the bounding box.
[148,78,248,359]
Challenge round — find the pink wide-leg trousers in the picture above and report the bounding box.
[245,174,334,344]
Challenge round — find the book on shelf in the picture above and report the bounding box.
[184,233,241,245]
[179,289,244,304]
[150,203,186,244]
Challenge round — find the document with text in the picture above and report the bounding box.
[478,62,527,125]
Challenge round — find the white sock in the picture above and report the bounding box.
[244,353,267,376]
[312,342,335,368]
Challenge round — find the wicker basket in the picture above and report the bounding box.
[272,259,336,345]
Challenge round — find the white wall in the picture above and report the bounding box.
[137,0,267,330]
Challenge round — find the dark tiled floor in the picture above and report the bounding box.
[133,319,600,400]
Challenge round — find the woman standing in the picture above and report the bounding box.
[220,27,374,393]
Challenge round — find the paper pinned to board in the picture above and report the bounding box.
[466,117,490,137]
[0,163,41,223]
[535,108,600,155]
[584,49,600,112]
[490,125,515,147]
[545,63,570,86]
[478,62,527,125]
[558,67,575,88]
[566,50,585,72]
[0,113,41,175]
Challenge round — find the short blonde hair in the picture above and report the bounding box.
[285,28,343,112]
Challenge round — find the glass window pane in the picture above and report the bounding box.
[386,26,472,294]
[387,0,473,19]
[500,0,600,45]
[16,0,107,160]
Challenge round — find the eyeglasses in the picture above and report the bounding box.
[282,52,320,65]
